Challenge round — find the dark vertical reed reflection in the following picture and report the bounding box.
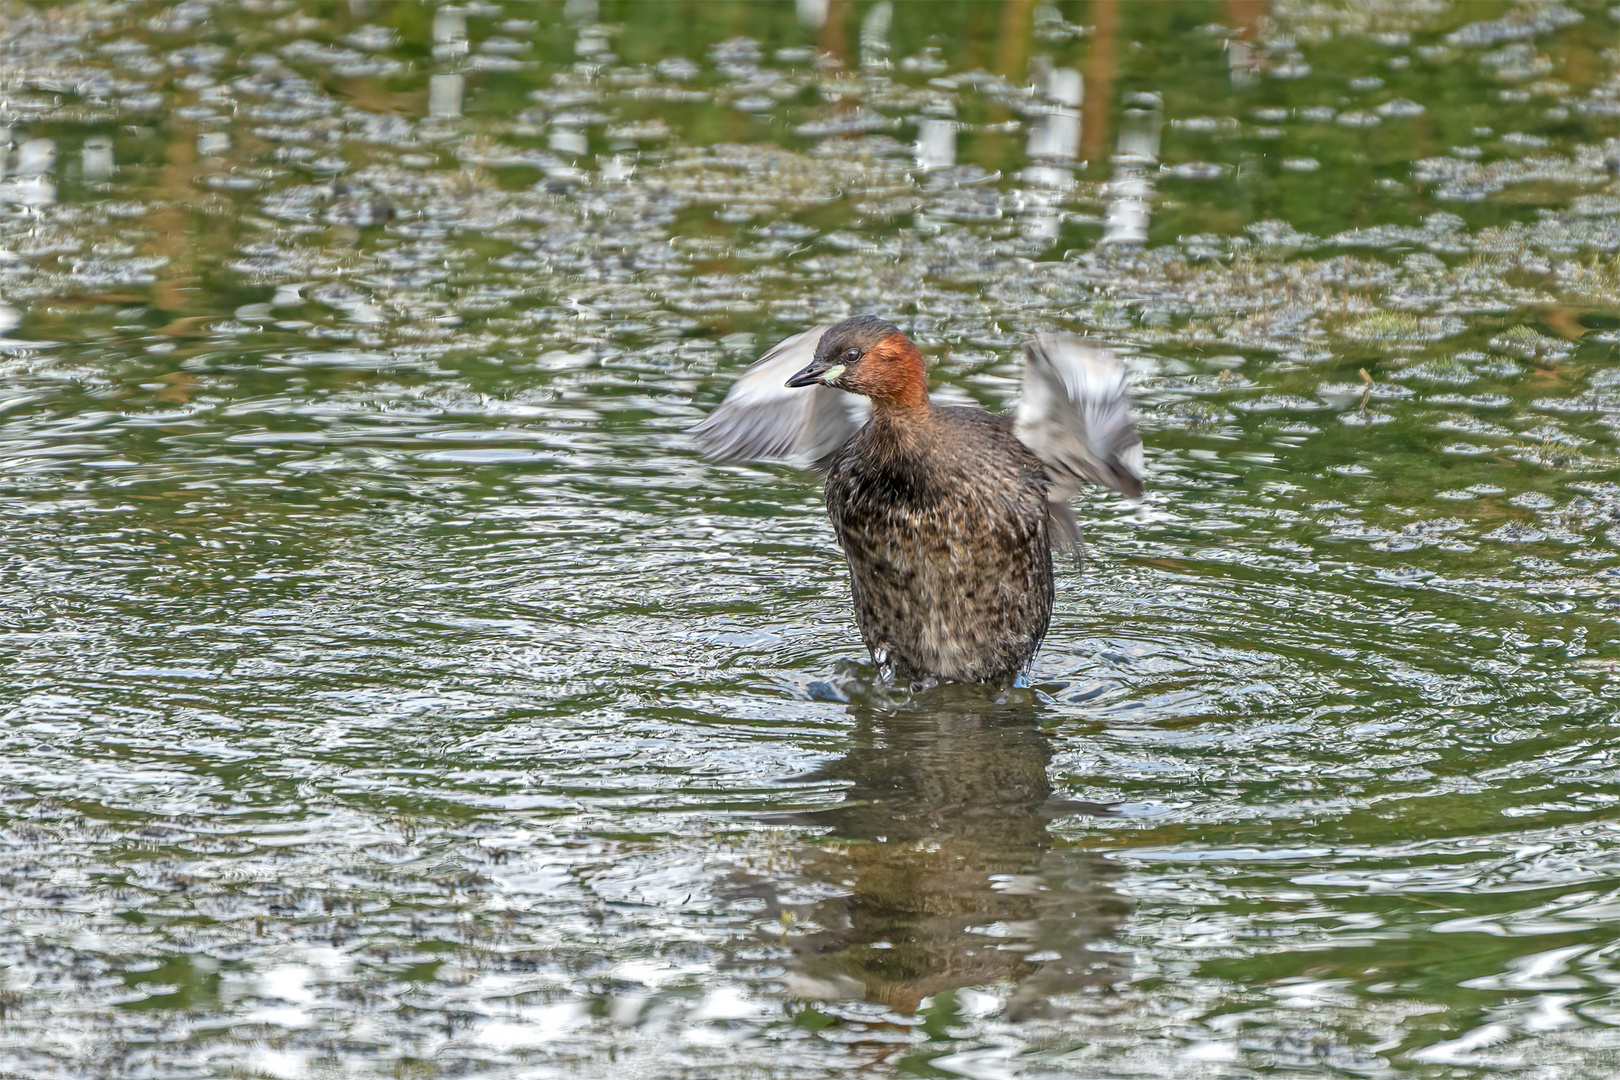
[736,689,1128,1019]
[1079,0,1119,165]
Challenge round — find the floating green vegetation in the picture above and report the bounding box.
[1494,324,1571,361]
[1397,355,1476,384]
[1345,312,1423,342]
[1558,253,1620,303]
[1156,399,1232,431]
[1339,311,1465,343]
[1513,436,1591,471]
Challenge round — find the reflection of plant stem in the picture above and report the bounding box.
[147,116,198,314]
[1223,0,1270,39]
[994,0,1036,79]
[1359,366,1373,412]
[1080,0,1118,164]
[819,0,849,66]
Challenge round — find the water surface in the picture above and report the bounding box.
[3,1,1620,1077]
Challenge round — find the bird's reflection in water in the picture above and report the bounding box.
[737,685,1129,1020]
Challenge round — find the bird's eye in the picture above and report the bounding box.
[842,347,861,363]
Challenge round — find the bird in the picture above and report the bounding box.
[693,316,1142,684]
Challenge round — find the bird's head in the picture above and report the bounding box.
[785,315,927,408]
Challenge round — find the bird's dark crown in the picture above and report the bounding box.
[814,315,901,364]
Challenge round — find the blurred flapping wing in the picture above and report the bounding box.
[1015,335,1143,541]
[692,325,870,467]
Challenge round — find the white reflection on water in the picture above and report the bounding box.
[1,137,55,206]
[429,72,464,119]
[1103,94,1160,245]
[916,117,956,171]
[81,135,115,181]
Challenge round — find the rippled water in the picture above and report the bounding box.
[4,1,1620,1076]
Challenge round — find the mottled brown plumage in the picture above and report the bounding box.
[824,402,1055,682]
[694,315,1141,684]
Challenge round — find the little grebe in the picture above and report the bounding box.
[694,316,1141,683]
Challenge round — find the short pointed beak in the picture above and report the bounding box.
[785,358,840,387]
